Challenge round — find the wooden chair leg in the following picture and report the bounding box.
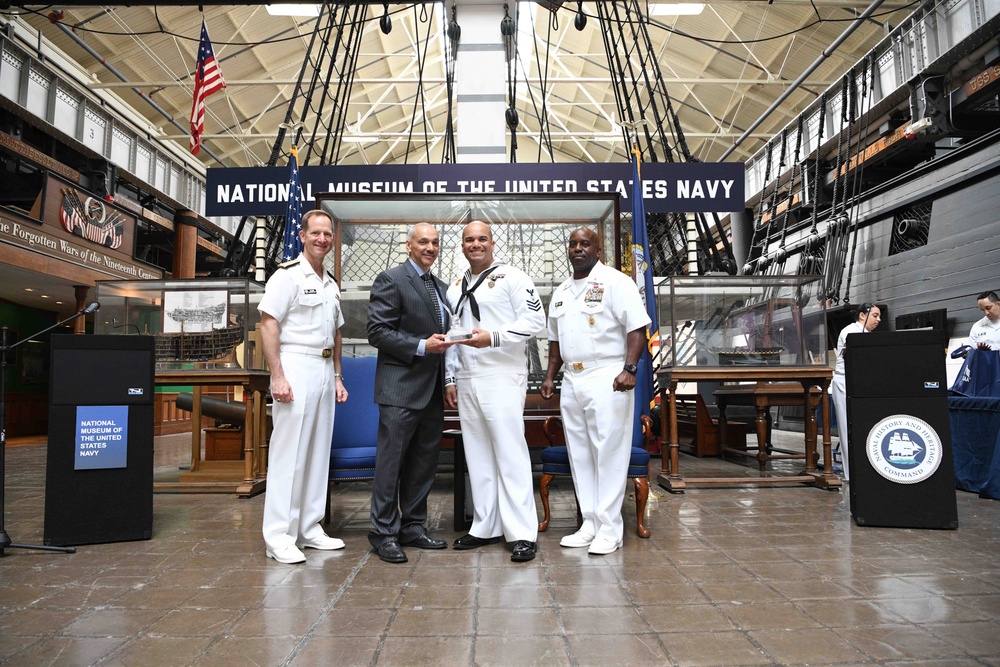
[633,476,651,538]
[538,473,553,532]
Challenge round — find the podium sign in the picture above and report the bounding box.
[44,335,155,546]
[845,330,958,529]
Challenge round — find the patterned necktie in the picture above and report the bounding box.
[422,273,443,332]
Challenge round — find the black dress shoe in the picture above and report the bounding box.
[402,534,447,550]
[453,534,502,550]
[511,540,537,562]
[375,541,408,563]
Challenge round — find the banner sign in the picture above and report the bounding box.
[75,405,129,470]
[206,162,745,217]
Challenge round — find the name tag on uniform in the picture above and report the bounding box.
[304,288,317,295]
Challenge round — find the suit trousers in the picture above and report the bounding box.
[263,352,335,551]
[559,363,634,543]
[457,373,538,543]
[831,372,851,480]
[368,392,444,547]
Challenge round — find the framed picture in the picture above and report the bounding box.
[162,290,229,333]
[21,341,48,384]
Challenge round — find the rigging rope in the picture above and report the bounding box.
[842,55,878,304]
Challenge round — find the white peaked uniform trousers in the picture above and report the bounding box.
[831,373,850,480]
[457,373,537,542]
[262,352,336,551]
[559,361,634,543]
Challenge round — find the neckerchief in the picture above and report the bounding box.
[456,265,498,321]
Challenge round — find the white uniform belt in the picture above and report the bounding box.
[283,344,334,359]
[564,357,623,372]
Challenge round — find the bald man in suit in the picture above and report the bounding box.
[367,223,457,563]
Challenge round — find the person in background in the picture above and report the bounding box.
[444,221,546,563]
[970,291,1000,350]
[540,227,649,556]
[258,209,348,564]
[831,302,881,481]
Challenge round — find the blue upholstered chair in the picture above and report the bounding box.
[324,355,379,523]
[537,415,652,538]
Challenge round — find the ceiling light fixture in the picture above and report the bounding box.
[649,3,705,16]
[265,4,320,17]
[575,2,587,30]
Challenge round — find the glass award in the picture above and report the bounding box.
[445,304,473,341]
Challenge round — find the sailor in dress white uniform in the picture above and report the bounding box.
[540,227,649,555]
[444,222,546,562]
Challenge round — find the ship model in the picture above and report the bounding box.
[154,306,245,363]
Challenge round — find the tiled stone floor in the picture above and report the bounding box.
[1,432,999,666]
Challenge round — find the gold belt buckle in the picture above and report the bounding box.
[321,348,333,358]
[572,362,584,371]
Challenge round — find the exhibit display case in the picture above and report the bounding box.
[316,192,621,369]
[655,275,828,369]
[94,277,265,371]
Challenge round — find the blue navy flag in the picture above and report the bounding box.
[630,149,660,450]
[281,146,303,261]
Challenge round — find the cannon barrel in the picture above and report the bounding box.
[175,393,246,424]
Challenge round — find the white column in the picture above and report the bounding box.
[454,2,508,164]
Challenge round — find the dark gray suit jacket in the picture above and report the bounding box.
[367,261,449,410]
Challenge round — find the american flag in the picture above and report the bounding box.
[189,18,226,155]
[282,146,304,261]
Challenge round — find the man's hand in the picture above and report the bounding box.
[444,384,458,409]
[613,370,636,393]
[977,342,993,351]
[461,328,492,349]
[335,378,348,404]
[271,376,294,404]
[540,377,555,400]
[425,333,456,354]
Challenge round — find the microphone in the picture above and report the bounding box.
[82,302,101,314]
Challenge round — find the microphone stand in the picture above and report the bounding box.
[0,305,97,556]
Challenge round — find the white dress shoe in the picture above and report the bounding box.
[587,537,622,555]
[559,530,595,548]
[298,534,346,551]
[266,544,306,564]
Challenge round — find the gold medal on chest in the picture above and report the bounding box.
[588,315,595,326]
[488,281,495,288]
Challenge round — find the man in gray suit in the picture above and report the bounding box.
[367,223,456,563]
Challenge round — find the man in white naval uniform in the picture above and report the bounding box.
[540,227,649,555]
[970,290,1000,350]
[444,221,546,562]
[259,210,349,564]
[831,303,881,481]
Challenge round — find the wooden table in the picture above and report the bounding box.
[154,369,270,497]
[657,366,840,491]
[715,382,823,470]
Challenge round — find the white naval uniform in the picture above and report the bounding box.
[832,321,865,481]
[258,259,344,552]
[444,264,546,542]
[970,315,1000,350]
[547,262,650,544]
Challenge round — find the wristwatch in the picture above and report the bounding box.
[623,363,637,375]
